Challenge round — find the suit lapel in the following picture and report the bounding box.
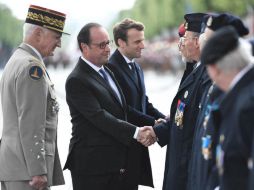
[114,50,140,91]
[78,59,124,108]
[134,62,145,95]
[177,64,204,93]
[105,66,127,109]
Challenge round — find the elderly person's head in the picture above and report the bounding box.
[199,13,249,50]
[180,13,206,63]
[201,26,253,92]
[23,5,68,58]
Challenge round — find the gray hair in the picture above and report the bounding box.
[191,31,200,38]
[23,23,47,41]
[216,39,254,73]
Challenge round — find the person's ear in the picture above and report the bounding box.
[80,42,88,53]
[118,38,126,48]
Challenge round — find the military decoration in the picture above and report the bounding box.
[29,66,43,80]
[216,135,225,175]
[51,100,59,115]
[202,135,212,160]
[175,100,185,129]
[203,104,211,129]
[184,90,188,99]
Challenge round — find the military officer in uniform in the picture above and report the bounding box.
[187,13,249,190]
[201,26,254,190]
[0,5,68,190]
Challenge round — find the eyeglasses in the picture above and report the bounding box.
[90,40,113,49]
[178,37,184,48]
[182,36,197,42]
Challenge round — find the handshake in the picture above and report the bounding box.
[136,118,166,147]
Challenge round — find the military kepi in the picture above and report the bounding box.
[184,13,207,33]
[25,5,69,34]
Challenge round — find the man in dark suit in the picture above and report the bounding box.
[107,18,165,189]
[63,23,156,190]
[201,26,254,190]
[108,18,165,125]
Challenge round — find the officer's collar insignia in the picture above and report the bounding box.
[29,66,43,80]
[207,16,213,27]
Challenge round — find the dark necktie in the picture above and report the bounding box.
[99,69,122,104]
[99,69,110,83]
[129,62,136,72]
[129,62,138,82]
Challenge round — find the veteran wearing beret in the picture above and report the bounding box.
[150,13,210,190]
[201,26,254,190]
[187,13,250,190]
[0,5,68,190]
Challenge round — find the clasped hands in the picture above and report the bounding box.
[137,118,166,147]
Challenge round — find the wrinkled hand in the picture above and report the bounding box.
[137,126,157,147]
[155,118,167,125]
[29,175,47,190]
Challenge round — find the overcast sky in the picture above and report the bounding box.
[0,0,136,27]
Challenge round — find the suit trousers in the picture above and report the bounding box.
[71,171,138,190]
[1,181,50,190]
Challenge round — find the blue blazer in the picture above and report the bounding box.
[108,49,165,125]
[108,49,166,187]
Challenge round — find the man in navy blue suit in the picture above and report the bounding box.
[64,22,156,190]
[108,18,165,190]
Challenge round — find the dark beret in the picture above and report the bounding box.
[203,13,249,36]
[184,13,207,33]
[201,26,239,65]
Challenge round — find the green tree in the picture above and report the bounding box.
[0,3,23,47]
[110,0,254,39]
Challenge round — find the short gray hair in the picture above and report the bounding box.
[23,23,47,41]
[216,39,254,73]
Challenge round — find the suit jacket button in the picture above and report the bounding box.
[120,168,125,174]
